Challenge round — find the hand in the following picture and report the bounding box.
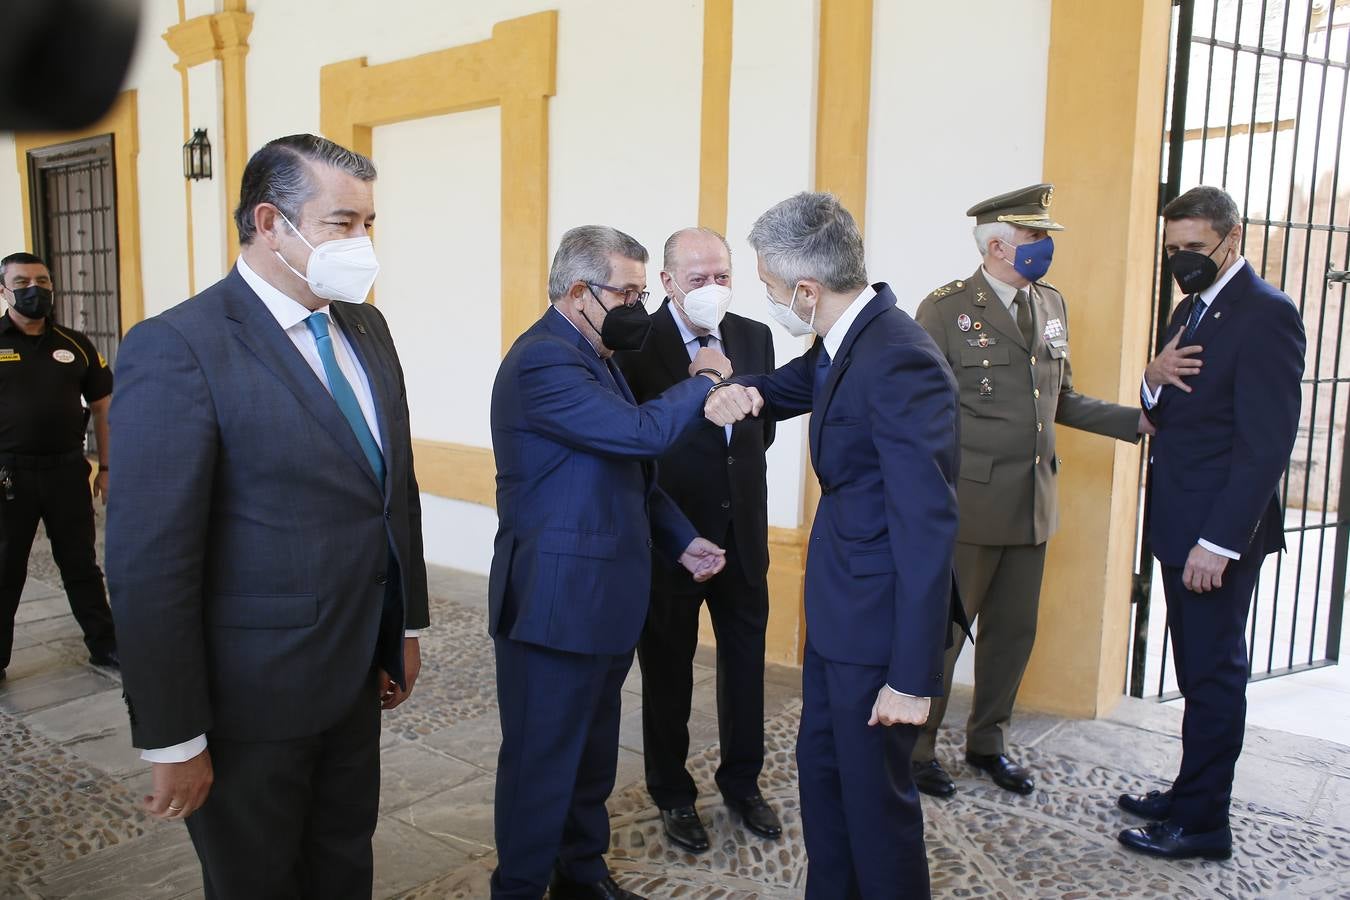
[868,688,930,727]
[378,637,421,710]
[679,537,726,583]
[704,384,764,426]
[93,470,109,505]
[1138,411,1156,436]
[690,346,732,380]
[1144,331,1203,393]
[1182,544,1229,593]
[144,750,213,820]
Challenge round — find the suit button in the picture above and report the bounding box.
[384,509,392,519]
[1034,388,1041,399]
[727,456,735,465]
[982,359,990,368]
[1037,422,1043,432]
[721,500,731,509]
[1030,355,1037,365]
[1035,455,1041,465]
[647,538,655,549]
[375,573,388,585]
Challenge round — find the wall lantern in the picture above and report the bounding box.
[183,128,212,181]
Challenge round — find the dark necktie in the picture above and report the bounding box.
[696,334,711,348]
[305,313,386,485]
[1013,289,1035,347]
[1183,295,1207,342]
[813,345,832,397]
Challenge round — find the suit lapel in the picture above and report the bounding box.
[652,302,697,386]
[544,306,631,401]
[223,273,381,490]
[808,286,891,464]
[971,269,1028,351]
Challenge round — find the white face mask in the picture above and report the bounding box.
[764,282,814,337]
[669,275,733,331]
[274,210,380,304]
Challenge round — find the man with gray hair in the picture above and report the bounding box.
[109,134,427,897]
[910,184,1149,800]
[489,225,732,899]
[706,192,962,896]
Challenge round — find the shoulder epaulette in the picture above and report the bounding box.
[927,279,970,301]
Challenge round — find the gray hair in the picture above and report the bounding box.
[1162,185,1242,237]
[234,134,377,245]
[972,221,1017,257]
[746,192,867,292]
[548,226,648,302]
[663,227,732,273]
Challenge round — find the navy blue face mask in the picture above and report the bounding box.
[1005,236,1054,283]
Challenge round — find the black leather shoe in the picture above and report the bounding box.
[1118,789,1172,820]
[725,792,782,840]
[88,648,120,669]
[548,871,645,899]
[911,759,957,798]
[1118,821,1232,861]
[965,752,1035,795]
[660,805,710,853]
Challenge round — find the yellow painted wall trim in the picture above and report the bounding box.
[163,9,253,265]
[320,11,557,357]
[412,440,497,509]
[14,91,144,336]
[698,0,733,234]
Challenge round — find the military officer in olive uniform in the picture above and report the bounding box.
[912,184,1150,797]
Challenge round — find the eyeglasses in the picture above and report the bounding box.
[586,282,649,308]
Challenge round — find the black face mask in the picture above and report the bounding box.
[1168,239,1229,294]
[9,285,53,320]
[585,288,652,352]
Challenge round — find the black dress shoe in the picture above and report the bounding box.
[1118,820,1232,861]
[725,792,782,840]
[548,871,645,899]
[88,648,120,669]
[965,752,1035,795]
[911,759,957,798]
[660,805,710,853]
[1118,789,1172,820]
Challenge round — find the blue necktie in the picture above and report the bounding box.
[305,312,386,485]
[813,345,832,397]
[1183,295,1207,342]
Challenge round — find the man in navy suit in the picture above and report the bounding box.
[1118,186,1305,860]
[707,192,960,897]
[489,225,732,900]
[107,135,428,897]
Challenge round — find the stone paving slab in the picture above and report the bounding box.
[5,567,1350,899]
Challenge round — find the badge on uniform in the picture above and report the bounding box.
[355,323,367,334]
[966,334,997,348]
[979,376,993,398]
[0,349,17,363]
[52,349,75,364]
[957,313,972,332]
[1043,317,1065,341]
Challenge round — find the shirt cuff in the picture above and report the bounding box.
[886,685,922,699]
[1140,377,1162,409]
[403,629,422,639]
[141,734,207,763]
[1198,538,1241,561]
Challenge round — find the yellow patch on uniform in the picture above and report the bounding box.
[97,352,107,368]
[0,351,19,362]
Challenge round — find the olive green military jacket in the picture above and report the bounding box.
[915,268,1140,547]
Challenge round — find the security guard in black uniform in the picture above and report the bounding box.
[0,252,117,680]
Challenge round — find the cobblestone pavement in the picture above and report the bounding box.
[4,541,1350,898]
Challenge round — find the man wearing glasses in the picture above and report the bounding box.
[488,225,733,899]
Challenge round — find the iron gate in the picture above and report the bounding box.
[1128,0,1350,699]
[25,134,121,456]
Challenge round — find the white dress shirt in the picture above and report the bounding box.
[142,260,414,765]
[668,303,732,444]
[981,268,1023,311]
[1140,257,1247,562]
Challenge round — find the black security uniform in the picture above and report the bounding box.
[0,312,116,670]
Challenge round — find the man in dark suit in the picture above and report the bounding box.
[489,225,732,900]
[613,227,780,853]
[107,134,428,898]
[707,192,960,897]
[1118,186,1305,861]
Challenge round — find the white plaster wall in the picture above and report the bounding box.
[867,0,1052,316]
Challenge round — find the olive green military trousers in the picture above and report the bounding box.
[913,541,1048,762]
